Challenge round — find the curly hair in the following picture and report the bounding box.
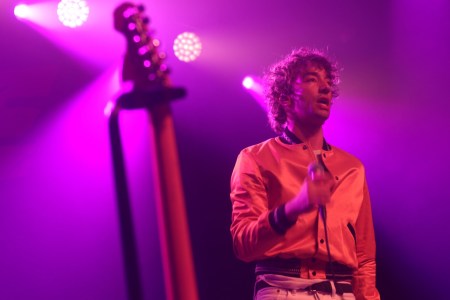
[264,48,340,134]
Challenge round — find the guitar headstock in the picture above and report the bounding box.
[114,2,170,90]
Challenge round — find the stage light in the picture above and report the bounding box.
[173,32,202,63]
[242,76,254,89]
[57,0,89,28]
[14,4,30,19]
[242,75,267,111]
[242,75,264,94]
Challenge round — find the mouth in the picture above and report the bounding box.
[317,97,331,109]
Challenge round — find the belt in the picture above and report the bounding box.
[255,258,354,280]
[255,280,353,295]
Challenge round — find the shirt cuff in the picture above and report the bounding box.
[268,203,296,234]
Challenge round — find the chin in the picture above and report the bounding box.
[316,111,330,121]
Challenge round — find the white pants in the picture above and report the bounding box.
[255,274,355,300]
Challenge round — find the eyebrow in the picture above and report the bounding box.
[302,71,331,80]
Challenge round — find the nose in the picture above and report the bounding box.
[319,80,331,95]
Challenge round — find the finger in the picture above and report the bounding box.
[317,195,331,205]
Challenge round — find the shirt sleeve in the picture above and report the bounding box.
[229,150,285,262]
[352,176,381,300]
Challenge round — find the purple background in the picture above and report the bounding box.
[1,0,449,299]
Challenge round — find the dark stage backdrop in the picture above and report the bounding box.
[1,0,449,299]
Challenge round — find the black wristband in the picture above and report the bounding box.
[268,203,296,235]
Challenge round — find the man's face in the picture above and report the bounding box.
[288,64,333,126]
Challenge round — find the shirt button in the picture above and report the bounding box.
[335,176,339,180]
[320,239,325,244]
[303,145,308,150]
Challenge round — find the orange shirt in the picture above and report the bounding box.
[230,137,380,300]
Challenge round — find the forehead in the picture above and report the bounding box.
[297,63,330,79]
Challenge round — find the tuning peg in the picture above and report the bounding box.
[143,60,151,68]
[122,7,136,18]
[133,35,141,43]
[152,39,160,47]
[138,45,149,55]
[143,17,150,24]
[137,4,145,12]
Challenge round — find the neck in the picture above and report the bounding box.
[287,121,324,150]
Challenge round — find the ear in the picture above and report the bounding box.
[282,96,292,109]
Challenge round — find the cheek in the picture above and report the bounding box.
[293,98,317,117]
[300,92,315,107]
[291,99,308,116]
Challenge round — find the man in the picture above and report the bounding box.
[230,48,380,300]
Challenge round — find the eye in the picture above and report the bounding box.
[304,77,317,82]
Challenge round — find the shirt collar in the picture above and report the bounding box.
[280,127,331,151]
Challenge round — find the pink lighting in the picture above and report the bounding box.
[173,32,202,63]
[2,0,449,298]
[57,0,90,28]
[10,2,126,68]
[242,76,254,89]
[242,75,263,94]
[242,75,266,111]
[14,4,30,19]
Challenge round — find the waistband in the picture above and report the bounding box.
[255,258,354,280]
[255,280,353,295]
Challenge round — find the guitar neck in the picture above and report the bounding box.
[113,3,199,300]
